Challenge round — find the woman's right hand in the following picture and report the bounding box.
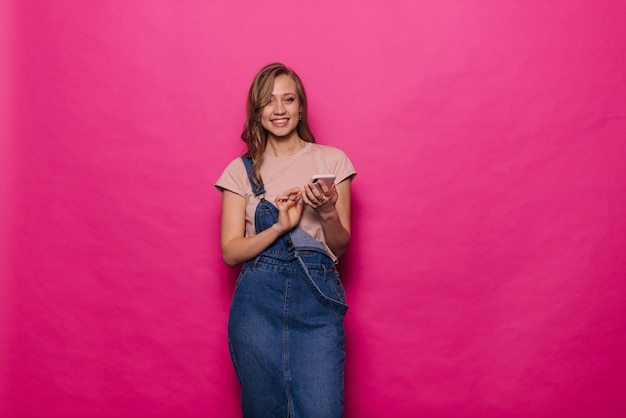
[274,188,304,233]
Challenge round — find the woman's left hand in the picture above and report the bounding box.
[302,181,338,213]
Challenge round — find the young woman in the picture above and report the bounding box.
[215,62,356,417]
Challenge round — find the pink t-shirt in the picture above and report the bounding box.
[215,143,356,260]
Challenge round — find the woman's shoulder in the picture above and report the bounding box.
[309,143,350,159]
[215,156,248,193]
[222,156,247,172]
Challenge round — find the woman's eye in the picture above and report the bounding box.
[285,97,295,103]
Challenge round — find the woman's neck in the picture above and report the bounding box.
[265,135,307,158]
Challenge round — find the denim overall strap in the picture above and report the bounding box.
[241,157,265,198]
[241,156,294,259]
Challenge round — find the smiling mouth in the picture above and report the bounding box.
[272,118,289,124]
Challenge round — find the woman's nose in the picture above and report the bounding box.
[274,102,286,114]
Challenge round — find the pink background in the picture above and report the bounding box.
[2,1,626,417]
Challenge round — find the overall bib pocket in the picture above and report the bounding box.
[295,252,349,317]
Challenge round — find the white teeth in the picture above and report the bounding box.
[274,119,288,124]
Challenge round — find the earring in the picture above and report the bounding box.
[298,112,302,121]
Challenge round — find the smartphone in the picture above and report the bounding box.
[311,174,336,188]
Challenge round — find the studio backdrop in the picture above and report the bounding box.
[2,1,626,417]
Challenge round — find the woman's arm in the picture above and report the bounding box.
[220,188,303,267]
[302,179,352,258]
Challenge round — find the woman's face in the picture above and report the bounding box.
[261,74,302,140]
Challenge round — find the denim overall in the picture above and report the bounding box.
[228,157,348,418]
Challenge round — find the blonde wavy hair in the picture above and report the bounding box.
[241,62,315,188]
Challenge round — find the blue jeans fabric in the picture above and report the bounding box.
[228,196,348,418]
